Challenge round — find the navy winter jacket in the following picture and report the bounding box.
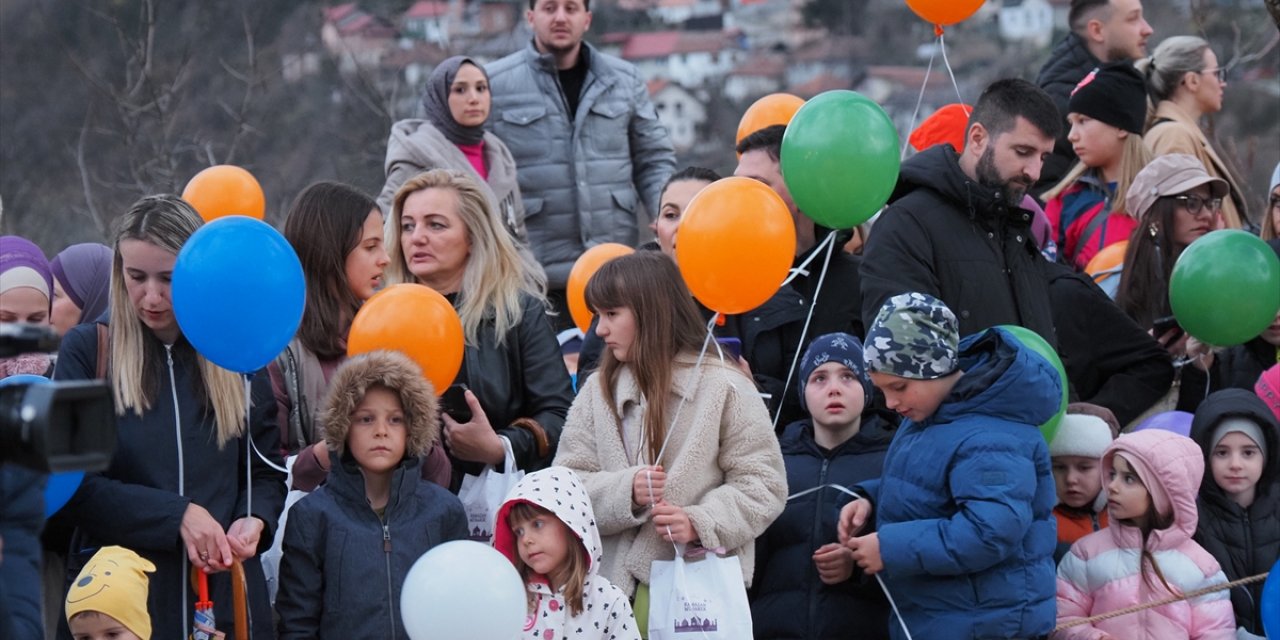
[276,453,468,639]
[751,415,894,639]
[855,329,1060,640]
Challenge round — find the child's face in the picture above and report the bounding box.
[1210,431,1264,502]
[1106,454,1151,528]
[510,509,574,589]
[1052,455,1103,509]
[805,362,865,430]
[69,611,142,640]
[868,371,952,423]
[348,386,407,474]
[595,305,637,363]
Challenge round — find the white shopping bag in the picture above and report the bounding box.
[457,437,523,543]
[648,548,753,639]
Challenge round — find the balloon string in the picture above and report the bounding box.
[939,32,966,108]
[772,232,836,430]
[244,375,252,524]
[780,231,835,288]
[650,313,718,469]
[901,40,938,160]
[786,483,913,640]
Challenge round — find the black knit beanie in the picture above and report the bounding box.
[1067,62,1148,135]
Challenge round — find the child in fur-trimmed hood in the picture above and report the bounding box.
[276,350,468,639]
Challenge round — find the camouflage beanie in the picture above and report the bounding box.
[863,292,960,380]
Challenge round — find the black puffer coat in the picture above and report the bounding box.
[751,415,894,639]
[1190,389,1280,636]
[1034,33,1102,193]
[1043,261,1175,426]
[860,145,1057,345]
[1179,336,1279,414]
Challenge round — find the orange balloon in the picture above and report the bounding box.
[675,177,796,315]
[347,283,464,393]
[182,165,266,222]
[737,93,805,145]
[905,0,984,27]
[567,243,635,333]
[1085,240,1129,283]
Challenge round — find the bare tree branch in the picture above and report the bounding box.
[75,107,108,235]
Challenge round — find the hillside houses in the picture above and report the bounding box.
[308,0,974,153]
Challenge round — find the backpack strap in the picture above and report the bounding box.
[95,323,109,380]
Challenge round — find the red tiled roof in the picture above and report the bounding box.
[787,72,850,98]
[621,30,732,59]
[790,36,869,63]
[647,78,670,95]
[324,3,359,23]
[728,54,785,78]
[405,0,450,19]
[866,65,950,88]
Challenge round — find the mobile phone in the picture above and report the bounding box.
[716,337,743,360]
[441,383,473,423]
[1152,315,1183,341]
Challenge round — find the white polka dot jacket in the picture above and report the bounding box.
[494,467,642,640]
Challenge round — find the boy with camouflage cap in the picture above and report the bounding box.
[837,293,1060,640]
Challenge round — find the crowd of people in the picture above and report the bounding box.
[2,0,1280,638]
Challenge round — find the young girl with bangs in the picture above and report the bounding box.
[495,467,640,640]
[1054,429,1234,639]
[553,251,786,637]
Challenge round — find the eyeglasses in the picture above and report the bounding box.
[1200,67,1226,82]
[1173,194,1222,215]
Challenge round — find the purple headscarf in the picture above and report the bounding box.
[0,235,53,307]
[51,243,113,323]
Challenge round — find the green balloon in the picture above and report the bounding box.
[997,325,1067,444]
[1170,230,1280,347]
[780,90,900,230]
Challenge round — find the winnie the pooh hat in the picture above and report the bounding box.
[65,546,156,639]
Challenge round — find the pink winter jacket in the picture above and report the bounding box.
[1053,430,1235,640]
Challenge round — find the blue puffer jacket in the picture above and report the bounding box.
[751,414,895,639]
[276,454,469,639]
[855,329,1060,640]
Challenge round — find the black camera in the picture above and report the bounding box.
[1,323,116,473]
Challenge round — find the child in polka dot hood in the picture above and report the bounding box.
[495,467,641,640]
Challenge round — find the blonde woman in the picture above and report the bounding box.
[1043,62,1153,270]
[1139,35,1247,230]
[53,194,284,639]
[385,169,572,485]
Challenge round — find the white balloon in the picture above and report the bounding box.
[401,540,525,640]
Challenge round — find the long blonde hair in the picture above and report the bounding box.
[1043,134,1153,217]
[108,195,247,449]
[384,169,545,346]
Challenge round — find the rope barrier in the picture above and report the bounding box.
[1053,571,1269,631]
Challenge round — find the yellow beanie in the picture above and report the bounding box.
[65,546,155,639]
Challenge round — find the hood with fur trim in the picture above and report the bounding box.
[321,350,439,459]
[493,467,601,575]
[1101,429,1203,551]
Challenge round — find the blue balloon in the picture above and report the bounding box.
[1264,556,1280,639]
[44,471,84,517]
[1133,411,1194,438]
[172,216,305,373]
[0,375,86,516]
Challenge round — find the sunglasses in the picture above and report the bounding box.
[1173,194,1222,215]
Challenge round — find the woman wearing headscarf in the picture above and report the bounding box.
[0,235,54,377]
[377,56,527,244]
[49,242,112,335]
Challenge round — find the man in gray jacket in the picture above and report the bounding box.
[488,0,676,321]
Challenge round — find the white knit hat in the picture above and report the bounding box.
[1049,414,1113,459]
